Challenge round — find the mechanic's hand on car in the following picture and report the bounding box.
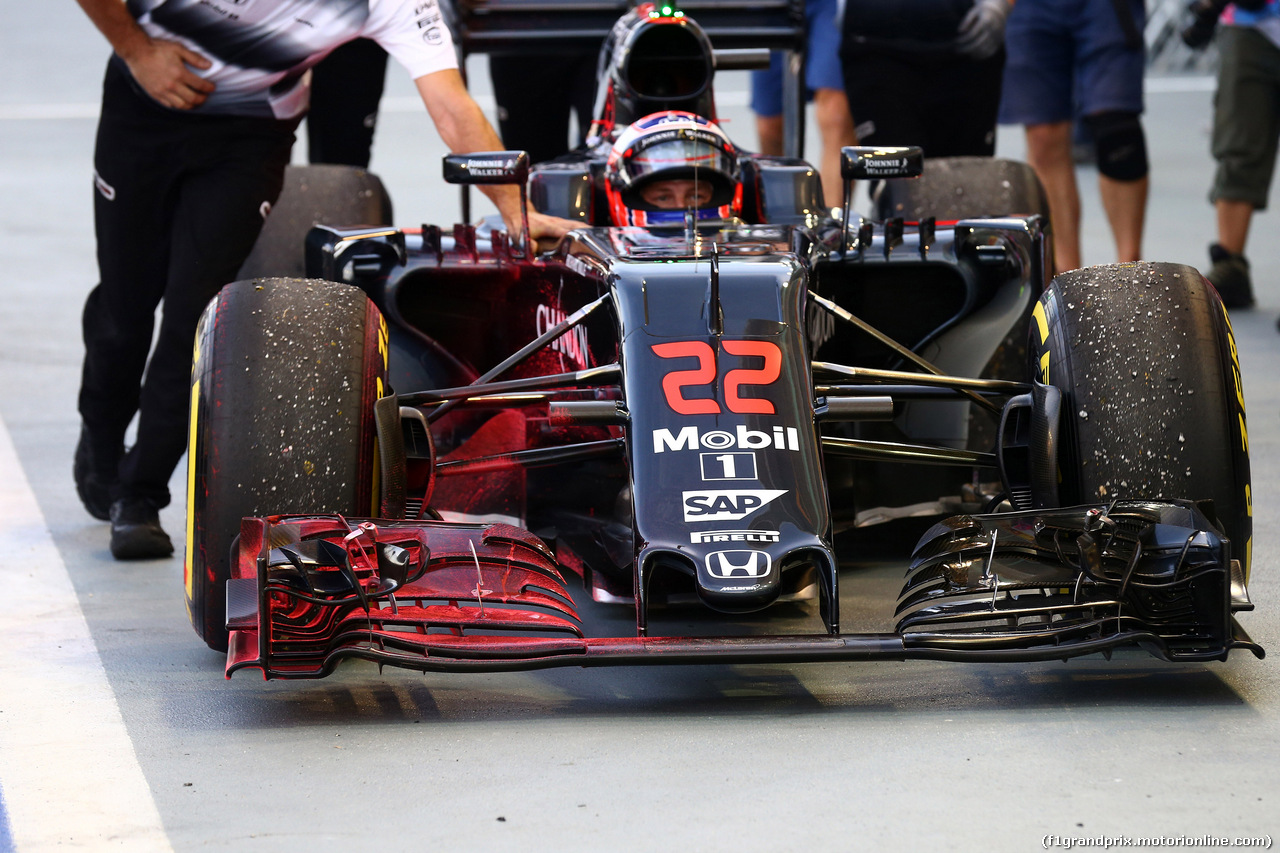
[956,0,1013,60]
[122,36,216,109]
[523,210,587,246]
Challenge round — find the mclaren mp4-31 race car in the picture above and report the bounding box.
[184,5,1261,680]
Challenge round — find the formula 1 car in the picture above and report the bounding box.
[184,5,1260,679]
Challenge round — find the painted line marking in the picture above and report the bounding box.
[0,784,14,853]
[0,417,173,851]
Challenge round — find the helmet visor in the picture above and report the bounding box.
[621,135,736,210]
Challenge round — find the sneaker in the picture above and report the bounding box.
[74,425,120,521]
[109,497,173,560]
[1205,243,1254,309]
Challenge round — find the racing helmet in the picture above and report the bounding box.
[605,110,741,226]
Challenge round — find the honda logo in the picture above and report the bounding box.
[704,550,772,579]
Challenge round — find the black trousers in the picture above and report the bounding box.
[488,51,597,164]
[79,61,297,505]
[841,45,1005,158]
[307,38,388,168]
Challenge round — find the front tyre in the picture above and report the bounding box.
[1033,262,1252,578]
[185,278,389,651]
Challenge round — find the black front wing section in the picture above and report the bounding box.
[224,501,1261,679]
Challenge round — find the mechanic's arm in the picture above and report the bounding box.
[415,68,582,243]
[75,0,215,109]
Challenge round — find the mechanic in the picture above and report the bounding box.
[998,0,1149,274]
[840,0,1012,159]
[1183,0,1280,309]
[751,0,858,209]
[72,0,582,560]
[604,111,740,226]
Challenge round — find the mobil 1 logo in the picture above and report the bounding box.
[700,452,757,481]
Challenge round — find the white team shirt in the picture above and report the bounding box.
[123,0,457,119]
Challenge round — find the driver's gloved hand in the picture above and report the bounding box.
[956,0,1013,60]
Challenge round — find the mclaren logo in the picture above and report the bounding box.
[704,550,772,579]
[93,169,116,201]
[682,489,786,522]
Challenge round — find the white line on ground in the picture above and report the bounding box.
[0,418,173,852]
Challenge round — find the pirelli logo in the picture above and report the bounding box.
[690,529,780,544]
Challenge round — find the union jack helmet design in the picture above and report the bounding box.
[605,111,741,226]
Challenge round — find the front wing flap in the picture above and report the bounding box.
[899,501,1263,662]
[226,515,585,679]
[225,503,1262,679]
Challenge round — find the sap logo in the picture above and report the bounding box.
[536,304,590,368]
[704,550,772,579]
[682,489,786,522]
[653,425,800,454]
[690,529,781,544]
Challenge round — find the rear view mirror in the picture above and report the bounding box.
[840,146,924,181]
[441,151,532,257]
[442,151,530,185]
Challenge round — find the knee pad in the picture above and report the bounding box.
[1084,111,1149,182]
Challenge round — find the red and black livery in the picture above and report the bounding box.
[184,6,1261,680]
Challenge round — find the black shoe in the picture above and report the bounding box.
[109,497,173,560]
[1206,243,1254,309]
[74,426,120,521]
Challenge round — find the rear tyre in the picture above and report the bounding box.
[237,164,393,279]
[873,156,1049,222]
[1033,262,1252,576]
[186,278,389,651]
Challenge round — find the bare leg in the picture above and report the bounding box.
[1098,173,1148,262]
[1025,121,1081,274]
[755,114,784,156]
[1216,198,1254,254]
[813,87,859,209]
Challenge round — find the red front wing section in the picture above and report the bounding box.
[225,515,585,679]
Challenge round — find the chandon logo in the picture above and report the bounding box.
[704,550,772,579]
[535,304,590,368]
[652,425,800,454]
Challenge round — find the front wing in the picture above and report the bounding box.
[224,502,1262,679]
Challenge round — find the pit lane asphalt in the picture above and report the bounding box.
[2,6,1279,852]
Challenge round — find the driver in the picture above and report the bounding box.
[604,111,741,225]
